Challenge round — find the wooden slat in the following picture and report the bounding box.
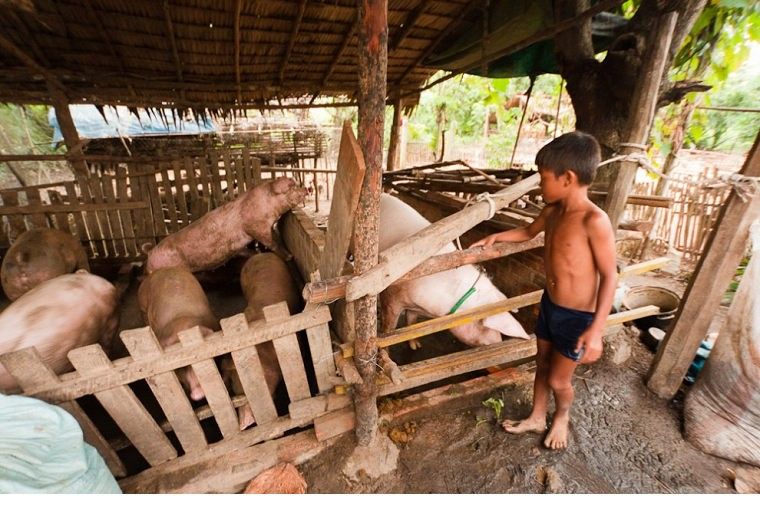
[46,190,71,233]
[319,121,366,279]
[145,171,169,237]
[115,166,140,257]
[304,273,337,393]
[252,157,262,186]
[0,190,27,239]
[121,327,208,454]
[219,314,278,426]
[222,150,235,201]
[345,172,541,301]
[240,146,252,190]
[207,152,224,206]
[0,348,127,477]
[171,159,190,226]
[177,326,239,438]
[23,188,48,228]
[76,175,107,257]
[183,156,203,221]
[100,174,128,257]
[160,164,179,232]
[280,207,325,280]
[62,182,94,256]
[87,175,118,257]
[263,303,311,403]
[67,345,177,466]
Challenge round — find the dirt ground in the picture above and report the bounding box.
[299,270,737,494]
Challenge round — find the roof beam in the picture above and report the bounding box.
[162,0,186,102]
[84,0,137,98]
[395,0,482,86]
[0,33,68,94]
[279,0,308,85]
[389,2,427,54]
[320,16,359,88]
[234,0,242,103]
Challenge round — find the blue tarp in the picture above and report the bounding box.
[49,104,216,143]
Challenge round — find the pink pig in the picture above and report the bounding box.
[1,228,90,301]
[137,267,219,401]
[145,177,307,274]
[378,193,530,346]
[0,271,119,393]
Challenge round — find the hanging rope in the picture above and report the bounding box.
[599,144,760,202]
[508,76,535,170]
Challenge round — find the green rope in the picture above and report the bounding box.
[448,286,477,315]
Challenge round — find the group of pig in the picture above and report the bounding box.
[0,177,307,429]
[0,175,528,430]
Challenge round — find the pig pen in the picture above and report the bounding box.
[0,149,661,493]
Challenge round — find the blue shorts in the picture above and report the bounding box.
[536,292,594,362]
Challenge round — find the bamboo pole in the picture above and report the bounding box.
[386,93,403,173]
[352,0,387,446]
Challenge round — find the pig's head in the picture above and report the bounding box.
[460,273,530,341]
[270,177,308,210]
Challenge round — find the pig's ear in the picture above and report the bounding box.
[272,177,294,195]
[482,312,530,339]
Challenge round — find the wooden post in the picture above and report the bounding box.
[49,87,89,179]
[603,12,678,230]
[386,93,403,172]
[353,0,387,446]
[646,133,760,398]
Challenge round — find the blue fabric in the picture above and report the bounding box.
[0,394,121,494]
[535,292,594,362]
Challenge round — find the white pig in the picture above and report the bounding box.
[378,193,529,346]
[0,271,120,393]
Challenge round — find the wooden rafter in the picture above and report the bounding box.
[6,10,49,68]
[279,0,308,85]
[234,0,242,104]
[0,33,68,94]
[395,0,482,86]
[321,17,359,88]
[83,0,137,98]
[162,0,186,102]
[389,1,427,53]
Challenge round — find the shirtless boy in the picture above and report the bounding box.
[472,131,617,450]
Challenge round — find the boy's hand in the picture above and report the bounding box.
[575,327,603,364]
[470,234,499,248]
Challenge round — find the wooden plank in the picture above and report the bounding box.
[23,188,48,228]
[207,152,224,206]
[145,171,169,237]
[23,306,332,403]
[240,146,251,190]
[0,190,26,243]
[647,134,760,398]
[62,182,93,256]
[67,345,177,466]
[120,327,208,455]
[171,159,190,227]
[220,314,279,426]
[0,201,150,215]
[345,172,541,301]
[183,156,203,221]
[252,157,262,186]
[159,164,179,232]
[177,326,239,438]
[263,303,311,402]
[620,257,671,277]
[75,175,107,257]
[87,175,118,257]
[46,190,71,233]
[280,207,325,279]
[222,149,235,200]
[0,347,127,477]
[314,407,356,442]
[303,272,338,393]
[319,121,367,279]
[115,166,140,257]
[100,174,128,257]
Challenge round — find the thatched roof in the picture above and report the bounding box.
[0,0,485,112]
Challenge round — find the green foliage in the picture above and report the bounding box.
[482,397,504,422]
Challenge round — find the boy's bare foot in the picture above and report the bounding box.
[502,416,546,434]
[544,413,570,450]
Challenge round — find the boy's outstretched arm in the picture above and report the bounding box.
[470,206,548,248]
[576,211,618,364]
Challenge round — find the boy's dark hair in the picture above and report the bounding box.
[535,131,601,185]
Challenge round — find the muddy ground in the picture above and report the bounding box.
[299,270,737,494]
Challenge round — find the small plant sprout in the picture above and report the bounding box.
[482,397,504,422]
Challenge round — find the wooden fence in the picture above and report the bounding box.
[0,149,339,262]
[627,169,731,260]
[0,301,339,492]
